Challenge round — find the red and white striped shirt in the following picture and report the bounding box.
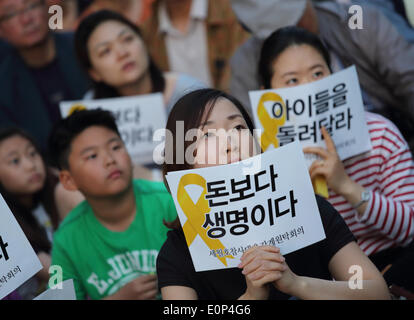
[328,112,414,256]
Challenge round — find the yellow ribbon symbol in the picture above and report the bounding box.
[257,92,287,151]
[68,104,87,116]
[177,173,234,266]
[256,92,329,198]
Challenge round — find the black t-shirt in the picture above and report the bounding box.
[156,195,356,300]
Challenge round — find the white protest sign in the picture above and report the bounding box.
[249,66,371,166]
[0,194,42,299]
[34,279,76,300]
[60,93,166,165]
[165,141,326,272]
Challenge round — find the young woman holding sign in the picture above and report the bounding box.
[157,88,389,300]
[258,26,414,294]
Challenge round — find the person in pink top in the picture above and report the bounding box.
[258,26,414,294]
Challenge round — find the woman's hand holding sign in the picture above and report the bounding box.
[238,246,298,299]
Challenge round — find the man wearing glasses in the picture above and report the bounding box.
[0,0,89,151]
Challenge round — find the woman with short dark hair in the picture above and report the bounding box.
[75,10,205,113]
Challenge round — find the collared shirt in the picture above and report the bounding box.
[158,0,211,86]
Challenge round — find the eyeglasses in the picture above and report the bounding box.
[0,1,44,24]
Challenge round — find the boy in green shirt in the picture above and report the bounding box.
[48,109,177,300]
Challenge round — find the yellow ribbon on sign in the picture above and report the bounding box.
[68,104,87,116]
[177,173,234,266]
[256,92,329,198]
[257,92,286,151]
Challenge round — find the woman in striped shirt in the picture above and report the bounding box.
[258,26,414,293]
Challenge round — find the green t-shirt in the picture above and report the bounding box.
[51,179,177,300]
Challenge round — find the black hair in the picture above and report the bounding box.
[48,108,121,170]
[0,127,59,254]
[162,88,256,230]
[163,88,255,176]
[258,26,331,89]
[74,9,165,98]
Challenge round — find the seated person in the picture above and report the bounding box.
[258,26,414,293]
[48,109,177,299]
[156,88,390,300]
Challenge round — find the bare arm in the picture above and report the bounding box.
[160,280,275,300]
[285,242,390,300]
